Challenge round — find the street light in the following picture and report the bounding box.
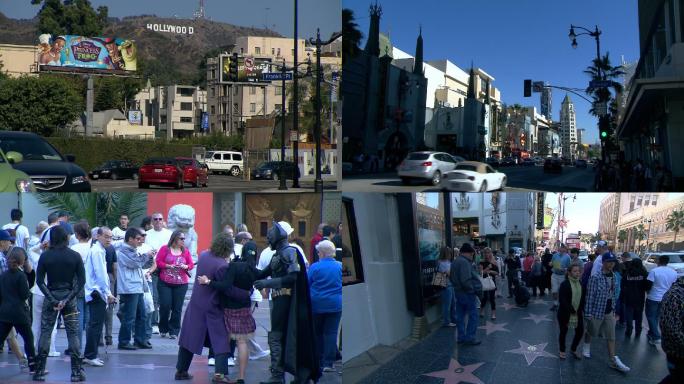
[643,218,653,253]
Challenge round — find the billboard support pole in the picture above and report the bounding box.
[292,0,300,188]
[86,75,94,137]
[229,84,233,135]
[279,59,288,191]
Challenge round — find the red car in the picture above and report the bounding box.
[138,157,185,189]
[175,157,209,188]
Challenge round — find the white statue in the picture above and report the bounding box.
[167,204,198,259]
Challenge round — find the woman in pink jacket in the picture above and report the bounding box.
[155,230,194,339]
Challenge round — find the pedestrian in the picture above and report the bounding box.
[308,240,343,373]
[581,251,597,288]
[530,255,545,296]
[0,247,37,374]
[504,249,521,298]
[69,221,92,354]
[112,214,129,242]
[179,233,251,383]
[3,208,29,250]
[557,263,585,359]
[550,244,572,311]
[0,229,29,363]
[645,255,678,346]
[570,248,584,269]
[658,276,684,383]
[83,227,117,367]
[309,223,326,266]
[34,225,86,382]
[522,251,534,286]
[437,246,457,327]
[479,247,499,320]
[234,232,258,267]
[542,248,553,294]
[145,212,170,336]
[156,229,194,340]
[450,243,482,346]
[102,234,118,346]
[584,252,630,372]
[615,252,632,328]
[117,227,151,350]
[621,257,648,338]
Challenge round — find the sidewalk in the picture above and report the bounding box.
[344,294,669,384]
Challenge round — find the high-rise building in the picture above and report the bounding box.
[541,85,552,121]
[599,194,621,245]
[560,95,578,160]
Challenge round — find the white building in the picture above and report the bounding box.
[560,95,578,160]
[132,82,207,139]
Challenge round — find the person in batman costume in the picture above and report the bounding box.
[254,221,321,384]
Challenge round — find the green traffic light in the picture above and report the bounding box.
[601,131,608,138]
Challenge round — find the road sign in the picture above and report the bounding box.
[262,72,293,81]
[532,81,545,93]
[589,80,613,89]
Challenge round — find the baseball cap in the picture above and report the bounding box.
[277,221,294,236]
[460,243,475,254]
[597,240,608,247]
[602,252,617,263]
[0,229,15,242]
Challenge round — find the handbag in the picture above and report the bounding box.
[480,274,496,291]
[431,271,448,287]
[143,290,154,314]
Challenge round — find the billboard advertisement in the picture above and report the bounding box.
[128,110,142,125]
[38,34,137,71]
[219,55,272,83]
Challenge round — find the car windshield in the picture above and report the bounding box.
[178,159,193,167]
[258,162,276,169]
[144,158,175,165]
[205,151,215,159]
[658,254,683,263]
[0,137,63,161]
[406,153,430,161]
[455,164,478,172]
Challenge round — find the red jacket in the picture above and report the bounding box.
[523,256,534,272]
[310,233,323,264]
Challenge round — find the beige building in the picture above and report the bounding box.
[614,193,684,253]
[131,83,207,139]
[598,193,621,246]
[0,44,38,77]
[206,35,342,138]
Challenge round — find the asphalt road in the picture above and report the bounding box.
[91,174,338,192]
[342,165,596,193]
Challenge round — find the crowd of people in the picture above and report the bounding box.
[594,159,673,192]
[432,240,683,383]
[0,208,343,383]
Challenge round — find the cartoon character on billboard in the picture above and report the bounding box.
[119,40,137,71]
[103,37,124,70]
[38,35,65,66]
[37,33,51,58]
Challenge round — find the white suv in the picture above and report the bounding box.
[642,252,684,277]
[204,151,244,177]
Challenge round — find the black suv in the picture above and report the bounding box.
[0,131,91,192]
[252,161,300,180]
[89,160,139,180]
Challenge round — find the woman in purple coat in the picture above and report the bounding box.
[174,233,251,383]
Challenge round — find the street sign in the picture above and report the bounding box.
[589,80,613,89]
[532,81,545,93]
[289,130,298,142]
[262,72,293,81]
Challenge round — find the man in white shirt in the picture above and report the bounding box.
[144,213,171,334]
[591,241,611,276]
[645,255,678,346]
[111,214,129,242]
[83,227,116,367]
[3,208,29,249]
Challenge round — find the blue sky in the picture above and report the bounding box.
[0,0,341,41]
[343,0,640,144]
[548,193,604,236]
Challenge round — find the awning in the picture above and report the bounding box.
[617,76,684,137]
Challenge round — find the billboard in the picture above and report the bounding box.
[128,110,142,125]
[201,112,209,133]
[219,55,272,83]
[38,34,137,71]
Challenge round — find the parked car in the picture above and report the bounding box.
[89,160,138,180]
[521,158,536,167]
[561,157,573,166]
[176,157,209,188]
[138,157,184,189]
[500,157,516,166]
[532,156,544,166]
[0,131,90,192]
[252,161,300,180]
[485,157,500,167]
[439,161,507,191]
[397,151,462,185]
[0,146,34,192]
[642,252,684,277]
[575,159,588,168]
[203,150,244,176]
[543,157,562,173]
[578,249,589,263]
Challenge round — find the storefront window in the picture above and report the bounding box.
[416,193,445,299]
[342,197,364,285]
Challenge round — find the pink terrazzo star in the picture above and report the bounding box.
[505,340,557,365]
[422,359,485,384]
[478,321,510,335]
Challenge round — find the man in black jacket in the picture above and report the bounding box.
[450,243,482,346]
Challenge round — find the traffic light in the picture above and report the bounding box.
[229,52,239,82]
[599,116,610,142]
[524,79,532,97]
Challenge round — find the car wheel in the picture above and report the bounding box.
[111,172,119,181]
[401,177,411,185]
[479,180,488,192]
[192,176,199,188]
[500,177,507,190]
[132,173,138,180]
[230,166,241,177]
[430,171,441,186]
[138,182,148,189]
[273,173,279,181]
[175,177,183,190]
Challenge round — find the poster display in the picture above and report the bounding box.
[219,54,272,83]
[38,34,137,71]
[415,193,445,299]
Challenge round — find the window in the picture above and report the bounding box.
[250,86,256,95]
[342,197,364,285]
[271,48,275,55]
[255,46,261,55]
[233,154,242,161]
[275,86,282,96]
[177,88,194,97]
[180,117,192,123]
[211,105,215,114]
[180,102,193,111]
[291,49,295,57]
[222,154,232,160]
[240,47,244,54]
[160,115,167,124]
[275,104,282,111]
[211,69,216,80]
[211,88,216,97]
[250,103,256,112]
[277,48,281,56]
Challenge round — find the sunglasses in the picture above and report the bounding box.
[178,237,186,241]
[153,218,163,221]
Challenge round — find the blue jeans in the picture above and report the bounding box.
[77,296,86,351]
[441,286,457,325]
[313,311,341,368]
[645,299,661,341]
[454,291,479,342]
[118,293,147,347]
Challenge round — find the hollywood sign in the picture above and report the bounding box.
[146,23,194,35]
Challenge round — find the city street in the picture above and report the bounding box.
[0,293,342,383]
[342,165,594,193]
[91,175,338,192]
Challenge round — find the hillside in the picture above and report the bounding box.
[0,13,281,84]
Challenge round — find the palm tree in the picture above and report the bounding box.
[666,209,684,250]
[36,193,147,228]
[342,9,363,65]
[584,53,624,150]
[634,224,647,253]
[617,229,627,251]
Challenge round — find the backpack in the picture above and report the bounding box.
[6,224,21,245]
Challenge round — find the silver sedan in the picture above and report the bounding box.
[397,152,465,185]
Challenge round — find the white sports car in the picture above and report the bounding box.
[439,161,507,191]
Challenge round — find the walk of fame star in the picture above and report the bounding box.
[521,313,552,324]
[529,298,549,305]
[478,321,510,335]
[505,340,557,365]
[499,302,519,311]
[423,359,485,384]
[119,363,175,370]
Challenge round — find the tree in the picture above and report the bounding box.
[617,229,627,250]
[342,9,363,65]
[32,0,109,36]
[584,52,624,148]
[94,76,143,112]
[0,75,83,136]
[634,224,647,253]
[36,192,147,228]
[666,209,684,249]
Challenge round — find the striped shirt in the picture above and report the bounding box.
[585,271,622,319]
